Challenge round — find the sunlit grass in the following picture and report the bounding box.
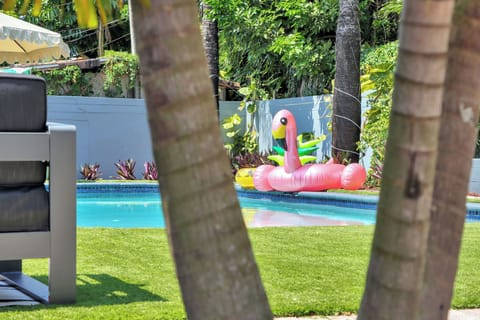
[2,224,479,319]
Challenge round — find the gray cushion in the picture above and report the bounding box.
[0,162,47,186]
[0,74,49,233]
[0,74,47,185]
[0,74,47,132]
[0,186,49,232]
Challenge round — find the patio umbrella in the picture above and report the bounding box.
[0,13,70,64]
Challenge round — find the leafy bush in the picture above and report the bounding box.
[102,50,139,97]
[222,114,259,157]
[143,161,158,180]
[210,0,398,98]
[114,159,136,180]
[34,65,93,96]
[231,152,273,176]
[79,163,101,181]
[359,41,398,181]
[366,157,384,188]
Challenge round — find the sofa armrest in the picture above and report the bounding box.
[48,122,77,303]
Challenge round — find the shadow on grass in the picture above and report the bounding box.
[34,273,166,307]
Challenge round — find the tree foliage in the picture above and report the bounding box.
[16,0,130,57]
[2,0,400,98]
[102,50,139,96]
[205,0,398,99]
[359,41,398,182]
[33,65,93,96]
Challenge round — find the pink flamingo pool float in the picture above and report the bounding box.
[253,109,367,192]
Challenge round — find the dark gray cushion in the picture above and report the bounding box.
[0,74,49,233]
[0,74,47,185]
[0,74,47,132]
[0,186,49,232]
[0,161,47,186]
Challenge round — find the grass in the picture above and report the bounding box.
[2,224,480,319]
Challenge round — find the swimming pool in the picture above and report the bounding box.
[77,191,376,228]
[76,183,480,228]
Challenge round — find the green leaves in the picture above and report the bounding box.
[102,50,139,96]
[212,0,339,98]
[222,114,242,130]
[33,65,93,96]
[74,0,98,29]
[358,41,398,186]
[3,0,149,29]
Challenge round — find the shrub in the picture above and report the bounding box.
[34,65,93,96]
[102,50,140,97]
[114,159,136,180]
[143,161,158,180]
[359,41,398,184]
[366,157,384,188]
[79,163,101,181]
[231,152,273,176]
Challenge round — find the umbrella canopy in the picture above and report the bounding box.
[0,13,70,64]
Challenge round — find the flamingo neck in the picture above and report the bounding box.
[284,126,301,173]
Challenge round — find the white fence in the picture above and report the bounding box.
[48,96,480,192]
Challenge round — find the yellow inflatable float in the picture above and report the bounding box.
[235,167,256,189]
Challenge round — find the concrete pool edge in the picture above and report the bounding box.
[234,185,379,210]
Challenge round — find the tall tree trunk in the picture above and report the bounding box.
[200,1,220,119]
[130,1,272,320]
[332,0,361,163]
[421,2,480,319]
[358,1,454,319]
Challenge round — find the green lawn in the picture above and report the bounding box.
[3,224,480,319]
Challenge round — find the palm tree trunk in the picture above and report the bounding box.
[200,1,220,119]
[332,0,361,163]
[131,1,272,319]
[358,1,454,319]
[421,2,480,319]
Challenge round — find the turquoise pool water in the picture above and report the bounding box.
[77,192,377,228]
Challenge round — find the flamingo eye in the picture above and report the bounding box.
[280,117,288,125]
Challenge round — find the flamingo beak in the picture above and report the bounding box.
[275,138,287,151]
[272,125,287,151]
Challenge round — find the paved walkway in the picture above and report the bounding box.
[275,309,480,320]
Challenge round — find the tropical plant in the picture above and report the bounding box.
[205,0,398,98]
[33,65,93,96]
[369,0,401,45]
[114,158,136,180]
[79,163,102,181]
[142,161,158,180]
[231,152,272,176]
[222,113,258,157]
[366,157,383,187]
[222,77,270,162]
[358,41,398,177]
[23,0,129,58]
[102,50,140,97]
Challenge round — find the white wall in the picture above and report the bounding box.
[469,159,480,193]
[47,96,480,193]
[48,96,153,179]
[48,96,240,179]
